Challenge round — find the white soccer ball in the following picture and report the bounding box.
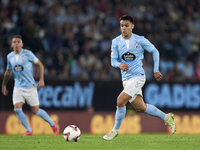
[63,125,81,142]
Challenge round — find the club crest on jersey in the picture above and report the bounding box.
[135,42,139,48]
[21,56,25,61]
[14,65,23,73]
[122,52,135,62]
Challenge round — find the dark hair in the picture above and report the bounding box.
[13,35,22,40]
[119,15,134,24]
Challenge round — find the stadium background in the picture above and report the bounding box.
[0,0,199,135]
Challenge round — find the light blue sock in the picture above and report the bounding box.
[144,104,165,120]
[14,108,32,132]
[36,109,55,127]
[114,106,126,130]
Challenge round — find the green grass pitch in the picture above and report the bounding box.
[0,133,199,150]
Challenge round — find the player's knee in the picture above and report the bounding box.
[31,107,39,114]
[32,109,38,114]
[117,97,125,107]
[117,93,130,107]
[135,106,146,112]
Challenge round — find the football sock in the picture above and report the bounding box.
[144,104,165,120]
[114,106,126,130]
[36,108,55,127]
[14,108,32,132]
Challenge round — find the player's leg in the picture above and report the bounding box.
[31,105,59,135]
[131,95,165,119]
[103,91,130,140]
[13,88,33,136]
[14,102,34,135]
[114,91,131,130]
[114,78,140,132]
[27,87,59,135]
[31,105,54,127]
[130,95,176,133]
[104,77,146,140]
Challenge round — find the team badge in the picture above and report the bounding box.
[135,42,139,48]
[21,56,25,61]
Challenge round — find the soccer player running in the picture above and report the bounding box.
[1,35,59,136]
[103,15,175,140]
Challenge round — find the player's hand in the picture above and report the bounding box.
[2,85,8,96]
[36,80,45,88]
[154,72,163,81]
[119,63,129,71]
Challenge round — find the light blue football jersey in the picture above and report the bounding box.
[6,49,38,88]
[111,33,159,81]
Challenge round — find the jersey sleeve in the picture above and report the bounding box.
[28,51,38,64]
[6,55,12,70]
[140,37,160,72]
[111,39,121,68]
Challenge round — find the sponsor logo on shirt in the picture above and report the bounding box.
[122,52,135,62]
[14,65,23,73]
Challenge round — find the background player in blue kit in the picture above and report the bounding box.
[1,35,59,136]
[103,15,176,140]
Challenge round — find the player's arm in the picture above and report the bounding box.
[140,37,162,81]
[2,69,12,96]
[111,40,129,71]
[35,60,45,88]
[151,49,163,81]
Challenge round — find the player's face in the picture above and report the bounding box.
[120,20,134,39]
[12,38,23,53]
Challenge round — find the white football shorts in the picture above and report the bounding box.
[13,87,39,106]
[122,77,146,103]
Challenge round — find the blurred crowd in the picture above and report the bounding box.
[0,0,200,82]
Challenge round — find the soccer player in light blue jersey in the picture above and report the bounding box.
[103,15,176,140]
[2,35,59,136]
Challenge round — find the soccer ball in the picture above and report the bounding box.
[63,125,81,142]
